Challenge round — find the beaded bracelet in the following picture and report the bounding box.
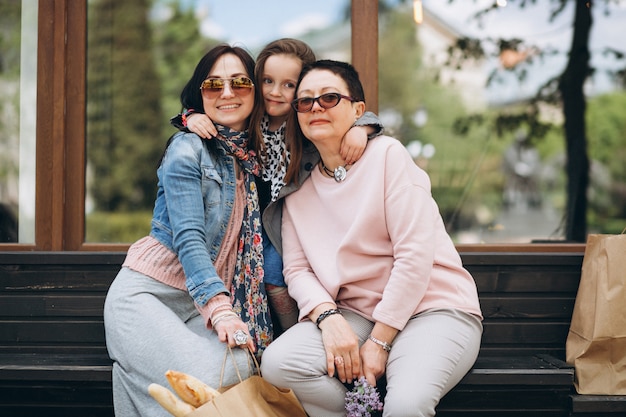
[315,308,342,329]
[368,335,392,352]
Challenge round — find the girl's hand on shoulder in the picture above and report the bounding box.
[187,113,217,139]
[340,125,368,165]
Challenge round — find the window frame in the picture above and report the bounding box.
[0,0,584,253]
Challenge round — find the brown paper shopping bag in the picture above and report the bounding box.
[187,347,307,417]
[565,231,626,394]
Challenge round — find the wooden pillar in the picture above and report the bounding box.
[351,0,378,113]
[36,0,87,250]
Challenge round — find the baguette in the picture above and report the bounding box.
[148,383,196,417]
[165,370,220,407]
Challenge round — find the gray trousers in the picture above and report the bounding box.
[260,309,482,417]
[104,267,253,417]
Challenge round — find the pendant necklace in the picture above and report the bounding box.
[321,161,348,182]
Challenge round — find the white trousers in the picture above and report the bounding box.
[260,308,482,417]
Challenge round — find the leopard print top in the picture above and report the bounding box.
[260,115,289,202]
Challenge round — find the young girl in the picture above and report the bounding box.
[171,39,383,333]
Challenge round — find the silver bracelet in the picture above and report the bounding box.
[211,311,238,327]
[368,335,392,352]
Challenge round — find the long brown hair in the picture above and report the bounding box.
[248,38,316,164]
[179,44,260,153]
[160,44,258,166]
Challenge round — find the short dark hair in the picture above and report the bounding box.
[285,60,366,185]
[297,60,365,103]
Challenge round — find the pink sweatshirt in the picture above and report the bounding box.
[282,135,482,331]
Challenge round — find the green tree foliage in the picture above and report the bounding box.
[152,0,220,137]
[87,0,164,211]
[440,0,626,241]
[378,6,505,233]
[378,8,423,141]
[587,92,626,224]
[0,0,21,198]
[0,1,20,77]
[85,0,225,242]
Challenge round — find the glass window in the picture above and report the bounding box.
[85,0,163,243]
[0,0,37,244]
[85,0,350,243]
[379,1,626,244]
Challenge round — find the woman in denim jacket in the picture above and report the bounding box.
[104,45,270,417]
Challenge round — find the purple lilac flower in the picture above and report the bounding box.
[345,376,383,417]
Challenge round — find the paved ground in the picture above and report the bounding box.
[456,202,563,244]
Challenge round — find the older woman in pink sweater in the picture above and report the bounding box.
[260,60,483,417]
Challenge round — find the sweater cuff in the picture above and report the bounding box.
[199,293,232,328]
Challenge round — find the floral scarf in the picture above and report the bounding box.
[214,125,273,355]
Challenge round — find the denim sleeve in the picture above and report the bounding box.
[355,111,384,139]
[160,135,227,306]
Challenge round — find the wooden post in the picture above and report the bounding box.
[351,0,378,113]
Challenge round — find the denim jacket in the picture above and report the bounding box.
[150,131,237,306]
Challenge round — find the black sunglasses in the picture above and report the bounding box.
[291,92,355,113]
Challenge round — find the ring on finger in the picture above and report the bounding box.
[233,329,249,345]
[334,356,344,365]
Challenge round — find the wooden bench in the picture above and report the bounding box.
[1,251,625,416]
[570,394,626,416]
[0,252,121,417]
[437,252,580,416]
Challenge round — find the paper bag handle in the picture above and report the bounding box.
[218,346,260,388]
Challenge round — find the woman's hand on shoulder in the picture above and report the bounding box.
[187,113,217,139]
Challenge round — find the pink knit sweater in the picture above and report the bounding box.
[282,136,482,331]
[122,177,246,327]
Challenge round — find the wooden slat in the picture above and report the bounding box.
[473,270,582,293]
[438,388,572,416]
[0,354,111,382]
[0,273,115,292]
[570,394,626,413]
[0,252,126,265]
[460,355,573,385]
[480,296,574,319]
[0,321,105,345]
[481,321,570,344]
[0,380,113,417]
[0,407,112,417]
[460,252,584,266]
[0,295,105,316]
